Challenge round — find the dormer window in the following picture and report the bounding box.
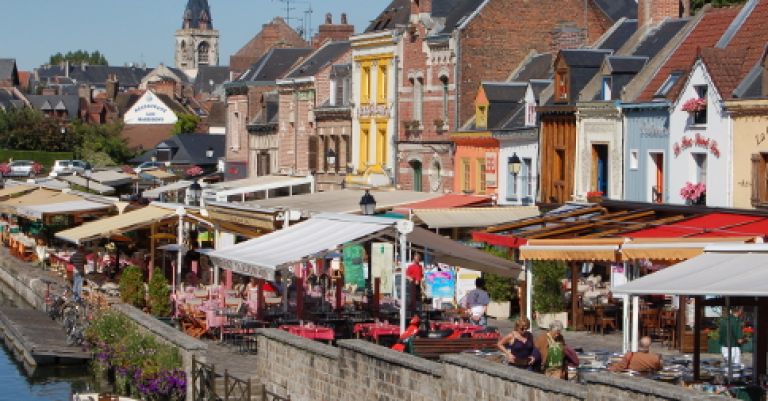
[476,105,488,129]
[556,70,568,102]
[693,84,708,125]
[525,100,536,127]
[601,76,612,101]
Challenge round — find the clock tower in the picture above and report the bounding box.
[175,0,219,76]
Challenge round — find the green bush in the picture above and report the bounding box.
[119,265,145,308]
[532,260,567,314]
[481,246,515,301]
[148,268,171,317]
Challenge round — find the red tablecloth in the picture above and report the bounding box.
[280,325,335,341]
[353,323,401,341]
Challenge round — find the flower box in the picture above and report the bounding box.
[681,98,707,113]
[680,182,706,205]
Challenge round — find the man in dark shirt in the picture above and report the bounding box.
[69,246,86,302]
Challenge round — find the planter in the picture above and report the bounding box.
[536,311,568,330]
[486,301,510,319]
[587,196,603,203]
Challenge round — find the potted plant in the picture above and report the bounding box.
[185,165,204,179]
[680,182,706,205]
[403,120,421,131]
[681,98,706,113]
[533,260,568,329]
[148,268,172,321]
[434,118,446,131]
[119,265,146,308]
[586,191,603,203]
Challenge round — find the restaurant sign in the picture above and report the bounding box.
[673,133,720,158]
[485,152,497,187]
[206,205,277,231]
[124,91,178,125]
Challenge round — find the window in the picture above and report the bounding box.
[555,149,566,180]
[361,64,371,104]
[377,64,388,104]
[523,158,533,202]
[630,150,639,170]
[654,71,682,98]
[376,126,387,167]
[525,100,536,127]
[461,158,471,192]
[751,153,768,206]
[693,85,708,125]
[413,78,423,124]
[410,160,423,192]
[476,105,488,129]
[556,70,568,101]
[693,153,707,185]
[601,76,612,101]
[198,42,210,65]
[441,76,449,122]
[477,158,487,194]
[359,128,369,171]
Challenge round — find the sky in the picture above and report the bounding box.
[2,0,386,70]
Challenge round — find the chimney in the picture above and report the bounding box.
[106,73,119,102]
[78,84,92,102]
[312,12,355,48]
[411,0,432,14]
[638,0,690,28]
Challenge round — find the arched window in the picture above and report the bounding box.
[198,42,210,65]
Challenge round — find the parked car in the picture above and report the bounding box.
[134,161,165,174]
[8,160,38,177]
[49,160,92,177]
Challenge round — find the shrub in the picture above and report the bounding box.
[482,247,515,301]
[532,260,567,314]
[119,265,145,308]
[148,268,172,317]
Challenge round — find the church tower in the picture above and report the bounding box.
[175,0,219,75]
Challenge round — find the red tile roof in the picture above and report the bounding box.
[714,0,768,99]
[638,6,742,102]
[698,47,747,100]
[121,124,174,151]
[393,194,491,212]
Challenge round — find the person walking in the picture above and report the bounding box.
[535,320,568,378]
[463,277,490,326]
[719,307,745,365]
[405,252,423,315]
[69,245,87,302]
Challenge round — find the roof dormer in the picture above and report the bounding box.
[475,85,489,130]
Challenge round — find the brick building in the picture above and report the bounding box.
[229,17,308,79]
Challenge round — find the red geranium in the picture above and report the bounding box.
[681,98,707,112]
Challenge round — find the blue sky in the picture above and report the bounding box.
[3,0,385,70]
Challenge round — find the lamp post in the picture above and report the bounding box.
[326,148,337,172]
[359,189,376,215]
[187,180,202,207]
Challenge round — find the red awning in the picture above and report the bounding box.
[393,194,490,212]
[625,213,768,239]
[472,231,528,248]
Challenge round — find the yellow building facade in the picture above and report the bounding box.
[726,99,768,209]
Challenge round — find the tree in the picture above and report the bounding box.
[147,268,172,317]
[71,120,135,167]
[691,0,747,13]
[532,260,567,314]
[172,113,201,135]
[49,50,108,66]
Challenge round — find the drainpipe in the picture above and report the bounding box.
[393,54,400,187]
[454,32,461,131]
[293,80,299,174]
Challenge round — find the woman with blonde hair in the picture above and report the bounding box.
[497,317,540,370]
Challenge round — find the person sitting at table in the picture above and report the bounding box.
[498,317,540,370]
[462,278,490,326]
[608,336,662,373]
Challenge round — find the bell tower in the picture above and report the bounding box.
[175,0,220,75]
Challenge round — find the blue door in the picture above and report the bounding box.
[594,144,608,196]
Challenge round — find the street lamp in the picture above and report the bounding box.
[206,147,214,159]
[326,148,337,171]
[187,180,202,207]
[359,189,376,215]
[508,153,522,175]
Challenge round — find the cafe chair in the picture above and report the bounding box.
[595,306,617,335]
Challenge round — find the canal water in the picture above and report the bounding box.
[0,279,95,401]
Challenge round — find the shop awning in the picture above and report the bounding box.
[55,205,177,244]
[407,227,522,278]
[143,180,192,199]
[625,213,768,238]
[16,200,113,219]
[208,214,395,280]
[392,194,491,212]
[612,245,768,296]
[141,170,176,181]
[210,175,314,201]
[238,189,442,214]
[0,189,83,214]
[413,206,540,229]
[58,175,116,195]
[90,170,134,187]
[519,239,625,261]
[620,237,757,261]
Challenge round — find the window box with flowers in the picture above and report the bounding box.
[682,97,707,125]
[434,118,446,132]
[403,120,422,139]
[680,182,706,205]
[586,191,603,203]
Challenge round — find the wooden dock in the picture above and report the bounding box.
[0,307,91,367]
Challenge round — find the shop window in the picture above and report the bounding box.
[477,158,487,194]
[461,158,471,193]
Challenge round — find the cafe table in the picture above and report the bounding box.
[280,324,335,343]
[353,322,401,343]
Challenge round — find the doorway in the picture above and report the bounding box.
[410,160,423,192]
[591,144,609,196]
[257,152,270,177]
[650,152,664,203]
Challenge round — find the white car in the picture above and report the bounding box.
[49,160,91,177]
[8,160,36,177]
[134,161,165,174]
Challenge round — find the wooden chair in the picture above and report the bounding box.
[595,306,617,335]
[582,309,596,333]
[639,308,660,338]
[657,309,677,347]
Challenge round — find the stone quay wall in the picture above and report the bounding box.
[254,329,727,401]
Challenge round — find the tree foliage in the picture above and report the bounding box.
[119,266,146,308]
[482,247,516,302]
[172,113,201,135]
[691,0,747,13]
[147,268,172,317]
[532,260,567,314]
[49,50,108,66]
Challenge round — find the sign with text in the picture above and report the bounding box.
[485,152,497,187]
[124,90,179,125]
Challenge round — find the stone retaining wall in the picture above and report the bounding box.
[254,329,729,401]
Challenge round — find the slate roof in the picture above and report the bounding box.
[183,0,213,29]
[592,0,638,22]
[597,19,638,51]
[138,134,225,165]
[0,89,24,110]
[431,0,486,34]
[285,41,350,79]
[366,0,411,32]
[26,95,80,117]
[34,65,152,88]
[633,18,689,59]
[237,48,313,82]
[553,49,613,104]
[0,59,18,85]
[511,53,553,82]
[248,92,280,128]
[194,66,230,93]
[207,102,227,126]
[607,56,648,73]
[638,6,742,101]
[732,59,763,99]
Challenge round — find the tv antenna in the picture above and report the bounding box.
[273,0,314,42]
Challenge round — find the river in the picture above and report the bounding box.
[0,279,95,401]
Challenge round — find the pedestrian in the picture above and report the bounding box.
[534,320,577,379]
[405,252,423,315]
[608,336,662,373]
[69,245,87,302]
[498,317,540,371]
[719,307,745,365]
[463,277,490,326]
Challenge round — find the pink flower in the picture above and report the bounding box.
[680,182,706,202]
[185,165,204,177]
[681,98,707,112]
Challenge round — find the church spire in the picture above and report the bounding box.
[182,0,213,30]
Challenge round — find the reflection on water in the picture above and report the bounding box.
[0,278,94,400]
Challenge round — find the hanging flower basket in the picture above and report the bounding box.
[681,98,707,113]
[680,182,706,205]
